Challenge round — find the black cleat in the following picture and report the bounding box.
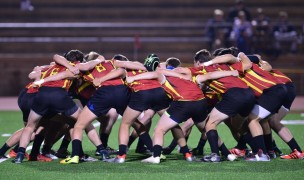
[13,152,25,164]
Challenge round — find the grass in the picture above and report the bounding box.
[0,111,304,179]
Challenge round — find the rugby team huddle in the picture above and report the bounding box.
[0,46,303,164]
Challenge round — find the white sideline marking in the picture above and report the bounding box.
[1,134,12,137]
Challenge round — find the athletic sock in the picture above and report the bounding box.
[167,139,177,150]
[263,134,273,151]
[219,143,230,157]
[127,135,137,147]
[153,145,162,157]
[179,145,190,156]
[59,138,70,150]
[118,145,127,156]
[71,139,81,157]
[206,130,220,155]
[252,135,267,154]
[138,132,153,151]
[236,134,249,150]
[30,134,44,157]
[99,133,109,148]
[196,138,207,150]
[13,144,19,152]
[17,147,26,154]
[96,144,105,152]
[0,143,11,156]
[287,138,302,152]
[135,139,146,151]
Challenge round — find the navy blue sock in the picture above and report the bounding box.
[153,145,162,157]
[138,132,153,151]
[118,145,127,156]
[30,134,44,157]
[71,139,81,157]
[206,130,220,155]
[0,143,10,156]
[100,133,109,148]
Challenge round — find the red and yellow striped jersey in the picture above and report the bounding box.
[234,63,282,97]
[41,63,77,91]
[189,63,248,94]
[162,76,204,101]
[82,60,125,87]
[126,70,161,92]
[270,69,292,84]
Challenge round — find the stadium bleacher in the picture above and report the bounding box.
[0,0,303,96]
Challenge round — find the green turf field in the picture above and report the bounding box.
[0,111,304,179]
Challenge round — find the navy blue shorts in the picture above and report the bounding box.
[128,87,171,112]
[257,84,287,113]
[87,85,130,117]
[215,88,256,117]
[18,88,37,122]
[167,99,209,124]
[32,87,79,117]
[282,82,296,110]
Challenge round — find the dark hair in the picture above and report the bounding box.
[64,49,84,62]
[144,53,160,71]
[194,49,212,63]
[215,47,240,56]
[212,48,226,56]
[165,57,181,69]
[112,54,129,61]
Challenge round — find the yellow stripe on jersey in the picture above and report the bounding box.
[163,80,183,99]
[247,70,276,85]
[78,81,92,93]
[240,78,263,95]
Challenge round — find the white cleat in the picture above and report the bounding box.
[141,156,160,164]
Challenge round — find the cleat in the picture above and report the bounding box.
[267,150,276,159]
[60,156,79,164]
[8,149,29,160]
[96,146,118,156]
[229,148,246,157]
[55,148,70,158]
[8,149,17,158]
[273,146,284,156]
[13,152,24,164]
[43,153,58,160]
[80,154,98,162]
[103,154,126,163]
[227,154,237,161]
[245,149,270,162]
[185,152,195,162]
[29,154,53,162]
[135,146,151,155]
[162,147,174,155]
[141,156,160,164]
[280,149,304,160]
[97,149,110,160]
[192,147,204,156]
[0,155,8,159]
[201,153,221,162]
[160,154,166,161]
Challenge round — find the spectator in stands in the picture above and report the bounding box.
[205,9,231,52]
[20,0,34,11]
[273,11,298,54]
[251,8,272,54]
[230,11,253,54]
[228,0,251,22]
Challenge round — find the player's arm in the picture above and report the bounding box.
[113,60,147,71]
[203,53,252,70]
[53,54,81,75]
[157,69,192,80]
[28,65,51,80]
[126,71,165,84]
[33,70,76,87]
[196,70,239,84]
[172,67,192,76]
[76,56,105,71]
[93,68,126,87]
